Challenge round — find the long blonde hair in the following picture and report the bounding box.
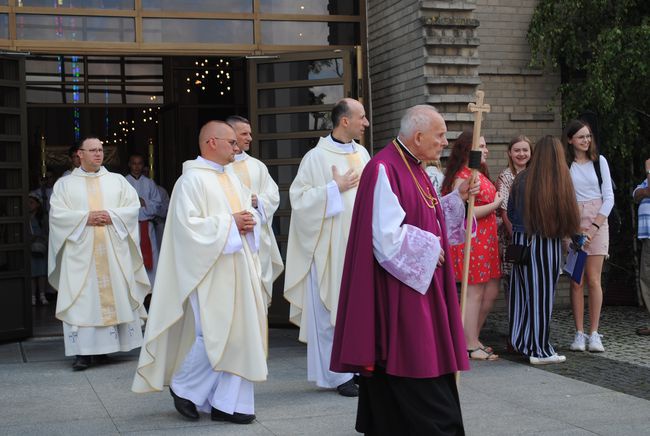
[521,135,580,238]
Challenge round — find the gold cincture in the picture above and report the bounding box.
[393,140,438,209]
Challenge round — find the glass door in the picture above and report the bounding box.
[0,55,31,341]
[248,50,353,324]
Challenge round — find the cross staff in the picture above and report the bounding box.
[457,90,490,384]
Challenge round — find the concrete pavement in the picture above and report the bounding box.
[1,307,649,435]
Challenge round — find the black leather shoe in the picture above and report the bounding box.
[336,379,359,397]
[72,355,91,371]
[170,388,199,420]
[211,407,255,424]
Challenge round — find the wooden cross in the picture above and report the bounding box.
[468,90,491,152]
[457,90,491,386]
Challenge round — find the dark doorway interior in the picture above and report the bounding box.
[26,55,248,337]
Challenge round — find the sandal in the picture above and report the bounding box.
[479,343,494,354]
[468,348,499,361]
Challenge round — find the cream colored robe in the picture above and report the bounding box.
[231,152,284,305]
[48,167,149,328]
[284,137,370,342]
[132,158,268,393]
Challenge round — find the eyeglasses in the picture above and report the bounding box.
[575,134,592,140]
[78,148,104,154]
[205,137,238,147]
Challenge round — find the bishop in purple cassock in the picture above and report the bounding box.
[331,105,473,436]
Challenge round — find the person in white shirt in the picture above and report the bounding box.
[563,119,614,353]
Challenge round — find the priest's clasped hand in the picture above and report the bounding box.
[332,165,359,192]
[251,194,258,209]
[234,211,256,234]
[437,248,445,267]
[87,210,112,226]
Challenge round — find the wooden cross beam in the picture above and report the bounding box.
[457,90,491,385]
[468,90,491,151]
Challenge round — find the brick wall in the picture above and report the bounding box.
[366,0,427,149]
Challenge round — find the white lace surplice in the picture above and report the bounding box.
[372,164,470,295]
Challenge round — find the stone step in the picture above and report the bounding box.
[426,36,480,46]
[426,94,476,104]
[425,75,481,85]
[425,55,481,66]
[421,1,476,11]
[441,113,475,122]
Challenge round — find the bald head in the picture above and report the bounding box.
[398,105,448,161]
[199,120,238,165]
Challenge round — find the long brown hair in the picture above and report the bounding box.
[563,119,598,165]
[441,129,489,195]
[520,135,580,238]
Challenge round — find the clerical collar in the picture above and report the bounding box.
[80,166,101,174]
[234,151,248,162]
[395,137,421,165]
[327,134,355,153]
[197,156,225,173]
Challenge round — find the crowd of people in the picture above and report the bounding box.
[39,98,646,435]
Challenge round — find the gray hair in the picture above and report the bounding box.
[398,105,440,138]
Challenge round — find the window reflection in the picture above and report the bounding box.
[259,0,358,15]
[268,165,299,186]
[258,85,343,108]
[0,142,21,163]
[0,223,23,244]
[0,87,20,108]
[258,59,343,83]
[259,112,332,134]
[19,0,134,9]
[0,197,22,218]
[0,252,24,272]
[0,14,7,39]
[16,15,135,42]
[0,114,20,135]
[261,21,358,45]
[0,169,21,189]
[143,18,253,44]
[142,0,251,13]
[259,138,319,160]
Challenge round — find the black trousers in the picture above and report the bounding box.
[356,367,464,436]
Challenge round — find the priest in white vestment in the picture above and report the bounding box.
[284,98,371,396]
[132,121,267,425]
[227,115,284,306]
[48,137,150,371]
[125,153,163,286]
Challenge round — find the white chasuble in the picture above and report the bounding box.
[284,136,370,342]
[231,152,284,306]
[133,158,268,393]
[48,167,150,355]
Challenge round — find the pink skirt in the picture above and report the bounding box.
[578,199,609,256]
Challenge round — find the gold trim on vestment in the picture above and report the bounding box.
[216,173,243,213]
[85,177,118,326]
[345,152,363,173]
[232,160,252,190]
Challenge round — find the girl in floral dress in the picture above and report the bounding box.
[442,130,502,360]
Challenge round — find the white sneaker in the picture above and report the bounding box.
[587,332,605,352]
[529,354,566,365]
[570,331,587,351]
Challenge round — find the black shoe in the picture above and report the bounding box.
[92,354,112,365]
[336,379,359,397]
[211,407,255,424]
[170,388,199,420]
[72,355,91,371]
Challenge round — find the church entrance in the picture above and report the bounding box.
[0,48,359,339]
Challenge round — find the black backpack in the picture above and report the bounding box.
[592,156,621,237]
